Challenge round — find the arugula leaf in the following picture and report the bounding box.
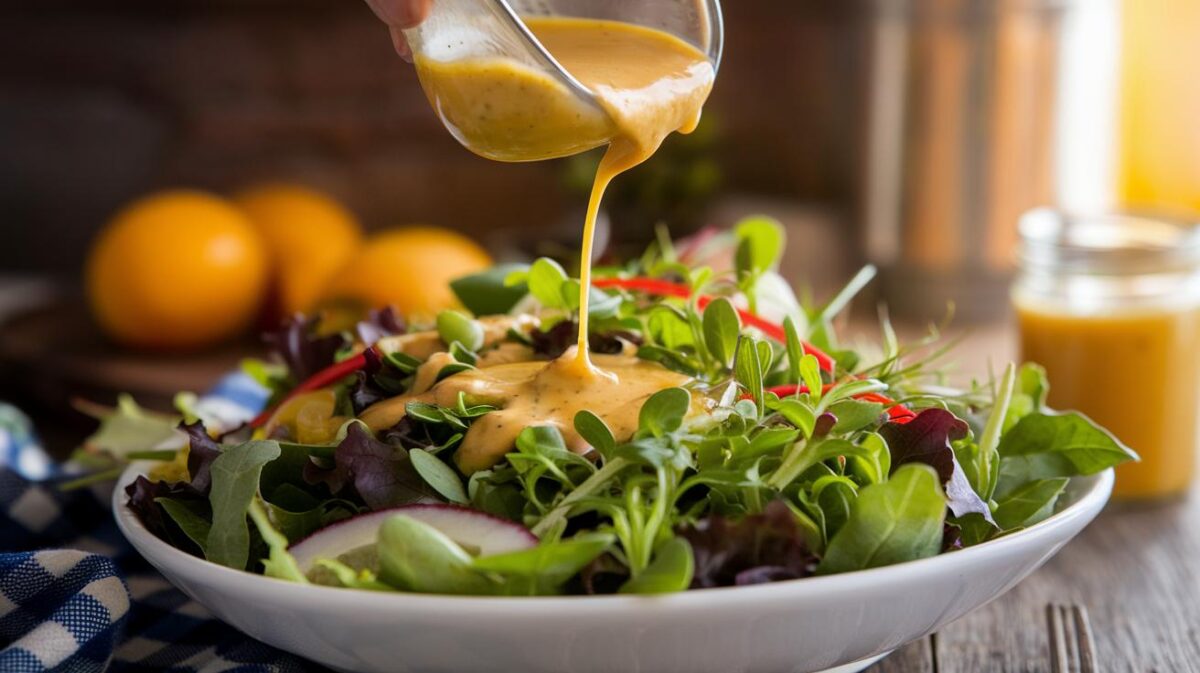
[1005,363,1051,432]
[523,258,570,309]
[734,216,785,276]
[828,399,885,434]
[818,464,946,574]
[636,344,704,377]
[973,363,1016,500]
[996,412,1138,494]
[702,297,741,367]
[451,264,529,316]
[156,497,211,555]
[813,265,877,327]
[472,533,614,595]
[992,477,1069,531]
[313,559,393,591]
[561,280,623,318]
[377,514,497,595]
[638,388,691,438]
[798,353,824,404]
[734,336,765,417]
[783,315,805,383]
[409,449,469,504]
[77,394,180,458]
[436,310,485,351]
[768,438,871,491]
[574,410,616,457]
[205,440,281,570]
[247,497,308,583]
[619,536,694,594]
[814,476,857,539]
[771,398,816,438]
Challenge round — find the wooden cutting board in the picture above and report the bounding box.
[0,298,254,413]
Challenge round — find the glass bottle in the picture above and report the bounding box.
[1013,208,1200,499]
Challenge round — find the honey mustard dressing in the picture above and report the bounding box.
[1017,303,1200,498]
[362,350,697,473]
[414,16,715,373]
[380,18,716,471]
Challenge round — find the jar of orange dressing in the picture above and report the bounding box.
[1014,209,1200,499]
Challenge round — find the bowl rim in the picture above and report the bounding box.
[114,461,1112,612]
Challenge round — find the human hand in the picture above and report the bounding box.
[364,0,432,61]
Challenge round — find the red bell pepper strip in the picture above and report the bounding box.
[248,347,377,428]
[591,277,834,371]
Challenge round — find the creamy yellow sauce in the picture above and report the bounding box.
[367,18,716,472]
[1018,301,1200,499]
[362,349,695,473]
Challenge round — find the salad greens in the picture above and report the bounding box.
[105,217,1136,596]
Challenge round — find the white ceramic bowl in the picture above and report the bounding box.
[115,464,1113,673]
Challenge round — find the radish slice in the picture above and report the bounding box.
[289,505,537,572]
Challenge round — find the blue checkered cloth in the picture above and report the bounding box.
[0,375,329,672]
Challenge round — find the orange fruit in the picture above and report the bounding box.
[323,227,492,321]
[233,183,363,316]
[86,190,269,351]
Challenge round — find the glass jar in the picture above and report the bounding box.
[1013,208,1200,499]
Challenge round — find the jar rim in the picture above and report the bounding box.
[1018,208,1200,275]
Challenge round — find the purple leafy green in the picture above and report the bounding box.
[263,314,349,382]
[304,423,441,510]
[880,409,994,522]
[125,476,207,555]
[180,420,222,493]
[356,306,406,347]
[530,321,641,359]
[678,500,816,588]
[349,348,390,415]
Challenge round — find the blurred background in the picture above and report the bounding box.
[1,0,1197,449]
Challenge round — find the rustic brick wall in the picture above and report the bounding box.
[0,0,867,275]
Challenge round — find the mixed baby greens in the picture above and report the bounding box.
[102,218,1136,596]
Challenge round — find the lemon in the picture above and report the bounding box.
[86,190,269,351]
[323,227,493,321]
[233,183,363,316]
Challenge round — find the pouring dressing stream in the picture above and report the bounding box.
[375,15,718,470]
[413,16,715,374]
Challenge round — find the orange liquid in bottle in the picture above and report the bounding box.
[1017,303,1200,498]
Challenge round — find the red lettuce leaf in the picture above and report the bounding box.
[529,321,642,359]
[380,416,458,452]
[263,314,349,382]
[880,408,994,522]
[349,347,391,415]
[677,500,816,588]
[576,552,631,595]
[356,306,407,347]
[180,420,222,493]
[303,423,441,510]
[942,521,964,552]
[124,476,207,554]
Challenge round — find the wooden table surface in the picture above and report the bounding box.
[866,494,1199,672]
